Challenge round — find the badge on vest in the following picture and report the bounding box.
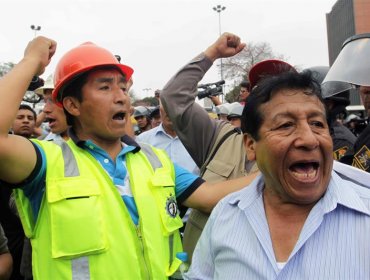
[333,146,348,160]
[166,196,178,218]
[353,145,370,171]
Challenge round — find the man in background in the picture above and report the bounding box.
[35,75,69,143]
[239,80,250,104]
[137,101,199,175]
[10,105,37,139]
[133,106,152,135]
[323,34,370,172]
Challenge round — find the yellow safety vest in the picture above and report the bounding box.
[14,139,183,279]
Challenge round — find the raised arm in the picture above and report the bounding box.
[160,33,245,167]
[0,36,56,184]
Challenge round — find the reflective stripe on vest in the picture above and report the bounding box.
[139,144,176,266]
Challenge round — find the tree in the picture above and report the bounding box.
[128,88,137,102]
[221,42,287,102]
[225,86,240,103]
[133,96,158,107]
[0,62,15,78]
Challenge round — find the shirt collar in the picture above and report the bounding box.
[228,174,264,209]
[68,127,141,153]
[156,124,166,135]
[323,171,370,216]
[230,172,370,217]
[155,123,177,139]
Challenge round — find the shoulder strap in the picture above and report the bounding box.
[56,140,164,174]
[200,127,241,176]
[139,143,163,170]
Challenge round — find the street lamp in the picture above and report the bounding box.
[213,5,226,36]
[30,25,41,37]
[27,25,42,108]
[213,5,226,101]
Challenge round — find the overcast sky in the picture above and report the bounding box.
[1,0,337,99]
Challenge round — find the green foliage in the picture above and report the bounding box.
[0,62,15,77]
[220,41,287,95]
[225,86,241,103]
[133,96,158,106]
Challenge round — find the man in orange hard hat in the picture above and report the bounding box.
[0,36,255,279]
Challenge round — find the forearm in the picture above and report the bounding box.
[184,172,259,213]
[35,111,46,127]
[0,36,55,137]
[0,253,12,280]
[161,54,219,166]
[0,58,39,136]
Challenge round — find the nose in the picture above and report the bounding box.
[293,123,319,150]
[43,101,53,113]
[22,117,30,123]
[113,85,128,105]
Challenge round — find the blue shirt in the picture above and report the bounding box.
[22,136,202,225]
[186,172,370,280]
[137,124,199,175]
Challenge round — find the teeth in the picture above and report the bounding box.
[291,169,317,179]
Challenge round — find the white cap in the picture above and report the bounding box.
[227,102,244,118]
[35,74,54,96]
[215,103,232,115]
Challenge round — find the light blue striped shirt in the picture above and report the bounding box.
[186,172,370,280]
[136,124,199,175]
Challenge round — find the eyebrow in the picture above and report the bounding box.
[17,113,35,119]
[271,110,326,122]
[95,77,126,83]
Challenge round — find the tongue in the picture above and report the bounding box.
[290,163,318,180]
[291,163,315,173]
[113,115,123,120]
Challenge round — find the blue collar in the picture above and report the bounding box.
[68,127,141,153]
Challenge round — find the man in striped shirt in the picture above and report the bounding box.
[186,66,370,279]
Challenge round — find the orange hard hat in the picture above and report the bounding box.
[53,42,134,105]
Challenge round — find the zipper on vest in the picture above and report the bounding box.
[136,224,151,280]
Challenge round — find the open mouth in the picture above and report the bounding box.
[46,117,56,126]
[289,161,319,180]
[113,112,126,121]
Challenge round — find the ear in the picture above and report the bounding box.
[244,133,257,161]
[63,97,81,118]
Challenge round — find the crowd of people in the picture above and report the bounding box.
[0,31,369,280]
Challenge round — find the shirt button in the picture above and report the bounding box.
[89,145,94,149]
[103,159,109,164]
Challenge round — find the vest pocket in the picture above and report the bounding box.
[150,170,183,236]
[205,159,235,179]
[47,178,107,259]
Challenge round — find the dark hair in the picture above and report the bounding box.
[61,66,126,126]
[241,70,326,140]
[19,104,36,120]
[240,80,250,89]
[62,72,89,126]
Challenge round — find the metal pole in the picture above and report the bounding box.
[30,25,41,38]
[219,11,224,86]
[213,5,226,102]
